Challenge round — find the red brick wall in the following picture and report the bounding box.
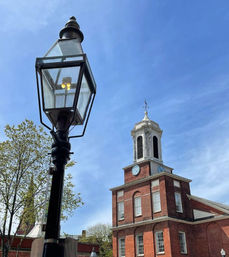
[191,219,229,257]
[168,221,194,257]
[113,218,229,257]
[164,176,193,220]
[112,221,173,257]
[124,162,150,184]
[112,191,118,227]
[0,251,30,257]
[115,180,152,226]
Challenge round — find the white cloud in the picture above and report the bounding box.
[0,0,63,32]
[181,132,229,204]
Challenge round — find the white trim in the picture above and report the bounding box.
[117,190,124,198]
[110,172,191,192]
[134,196,142,217]
[173,180,180,188]
[155,231,165,254]
[118,201,124,220]
[151,179,159,187]
[118,237,125,257]
[152,191,161,213]
[123,159,172,171]
[178,231,187,254]
[112,215,229,231]
[135,233,144,256]
[175,192,183,213]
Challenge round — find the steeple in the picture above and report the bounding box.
[131,107,163,163]
[16,175,36,235]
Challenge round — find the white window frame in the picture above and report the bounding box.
[118,201,124,220]
[117,190,124,198]
[152,191,161,213]
[151,179,159,187]
[155,231,165,254]
[175,192,183,213]
[178,231,187,254]
[118,237,125,257]
[136,234,144,256]
[173,180,180,188]
[134,196,142,217]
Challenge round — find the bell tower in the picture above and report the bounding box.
[131,110,163,163]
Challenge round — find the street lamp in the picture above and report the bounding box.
[221,248,226,257]
[35,17,96,257]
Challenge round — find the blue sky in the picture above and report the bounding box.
[1,0,229,235]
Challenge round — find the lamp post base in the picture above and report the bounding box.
[42,242,64,257]
[31,238,78,257]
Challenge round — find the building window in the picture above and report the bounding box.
[119,238,125,257]
[137,136,143,159]
[151,179,159,187]
[175,192,183,213]
[117,190,124,198]
[173,180,180,188]
[134,196,142,217]
[153,136,159,158]
[118,201,124,220]
[152,191,161,213]
[179,232,187,254]
[155,231,165,254]
[136,234,144,256]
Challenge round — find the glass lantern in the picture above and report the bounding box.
[36,37,96,129]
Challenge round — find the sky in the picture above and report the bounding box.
[0,0,229,235]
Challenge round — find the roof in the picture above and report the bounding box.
[187,194,229,215]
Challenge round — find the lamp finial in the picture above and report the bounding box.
[59,16,84,41]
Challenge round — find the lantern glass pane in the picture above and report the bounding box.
[77,74,92,119]
[45,39,83,57]
[42,66,80,109]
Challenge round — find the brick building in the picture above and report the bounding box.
[110,111,229,257]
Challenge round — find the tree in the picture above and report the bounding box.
[0,120,83,257]
[79,223,113,257]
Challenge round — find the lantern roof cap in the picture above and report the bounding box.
[131,110,162,134]
[59,16,84,42]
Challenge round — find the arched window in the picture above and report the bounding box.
[153,136,159,158]
[137,136,143,159]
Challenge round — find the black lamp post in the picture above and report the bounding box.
[35,17,96,257]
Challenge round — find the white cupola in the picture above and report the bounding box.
[131,111,163,163]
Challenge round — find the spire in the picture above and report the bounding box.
[16,175,36,235]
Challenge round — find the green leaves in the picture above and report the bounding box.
[79,224,113,257]
[0,119,83,250]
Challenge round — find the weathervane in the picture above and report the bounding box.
[144,99,149,114]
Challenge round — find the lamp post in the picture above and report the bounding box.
[35,17,96,257]
[221,248,226,257]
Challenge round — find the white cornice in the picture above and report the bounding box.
[110,172,191,191]
[122,159,173,171]
[112,215,229,231]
